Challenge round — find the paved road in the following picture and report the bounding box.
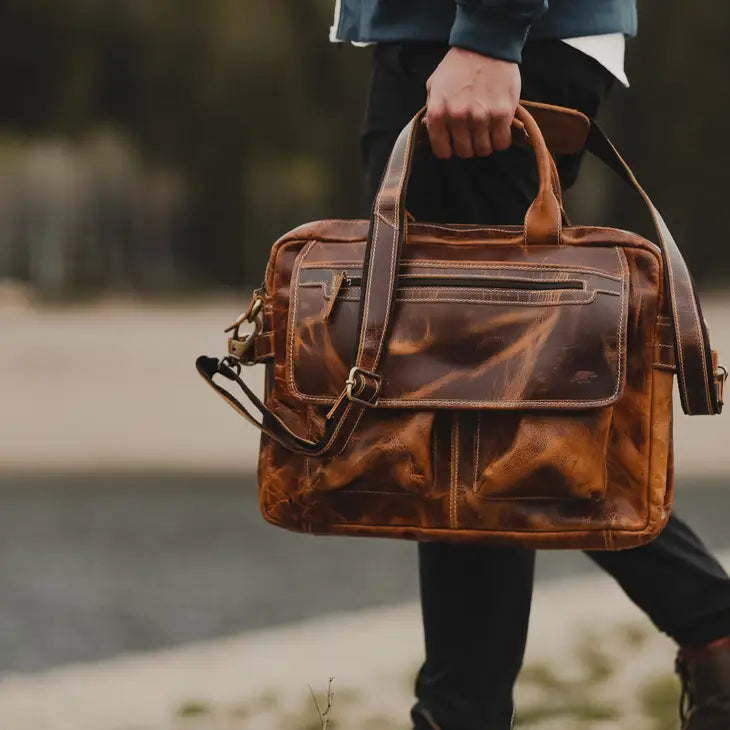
[0,471,728,675]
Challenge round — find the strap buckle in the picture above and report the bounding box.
[345,367,382,407]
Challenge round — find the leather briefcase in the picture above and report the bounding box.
[197,102,726,550]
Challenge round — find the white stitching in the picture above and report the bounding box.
[330,292,599,306]
[287,241,317,395]
[276,225,660,253]
[432,421,438,485]
[661,222,691,411]
[335,490,420,497]
[371,120,417,371]
[450,415,459,529]
[472,415,480,492]
[651,206,711,413]
[287,250,628,409]
[615,247,627,402]
[356,122,413,366]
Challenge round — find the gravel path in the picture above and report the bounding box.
[2,557,726,730]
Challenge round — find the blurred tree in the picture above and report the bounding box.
[0,1,727,286]
[0,0,370,285]
[598,2,730,286]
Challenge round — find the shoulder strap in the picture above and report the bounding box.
[584,122,722,415]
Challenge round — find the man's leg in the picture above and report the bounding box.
[589,515,730,646]
[363,38,730,729]
[589,518,730,728]
[362,40,613,730]
[412,544,534,730]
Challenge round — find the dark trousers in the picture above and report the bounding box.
[361,41,730,730]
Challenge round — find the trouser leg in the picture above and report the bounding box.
[363,59,542,730]
[412,544,535,730]
[362,40,614,730]
[588,514,730,646]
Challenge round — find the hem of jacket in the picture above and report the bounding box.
[331,5,637,52]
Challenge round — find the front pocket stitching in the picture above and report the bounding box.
[299,281,600,306]
[472,415,480,492]
[288,249,629,408]
[450,415,459,529]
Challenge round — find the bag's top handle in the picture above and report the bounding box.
[372,104,563,249]
[196,103,723,461]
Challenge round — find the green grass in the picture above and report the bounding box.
[639,673,680,730]
[519,661,569,692]
[176,700,212,717]
[515,698,619,727]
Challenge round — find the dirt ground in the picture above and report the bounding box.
[2,557,725,730]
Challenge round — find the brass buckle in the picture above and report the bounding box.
[345,367,382,406]
[224,287,265,365]
[227,318,262,363]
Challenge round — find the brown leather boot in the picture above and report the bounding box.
[676,637,730,729]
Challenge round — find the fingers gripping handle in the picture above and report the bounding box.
[371,105,563,248]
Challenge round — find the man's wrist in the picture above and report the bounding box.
[448,4,533,64]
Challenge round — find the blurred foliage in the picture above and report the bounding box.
[0,1,727,287]
[613,1,730,285]
[0,0,369,286]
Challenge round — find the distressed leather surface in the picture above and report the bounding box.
[257,220,673,550]
[289,241,628,408]
[194,104,721,550]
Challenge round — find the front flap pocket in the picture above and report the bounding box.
[287,244,629,409]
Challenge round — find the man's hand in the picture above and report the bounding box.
[426,47,521,159]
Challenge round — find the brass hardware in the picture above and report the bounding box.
[221,355,242,376]
[717,365,727,408]
[345,367,382,406]
[224,287,265,365]
[225,287,265,334]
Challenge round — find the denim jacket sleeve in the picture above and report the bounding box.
[449,1,549,63]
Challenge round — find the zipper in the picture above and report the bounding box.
[340,275,583,291]
[323,271,583,319]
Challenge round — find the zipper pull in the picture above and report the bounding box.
[323,271,347,321]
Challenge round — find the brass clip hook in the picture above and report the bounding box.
[224,287,265,365]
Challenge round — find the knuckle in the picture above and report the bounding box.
[470,106,489,124]
[427,106,445,124]
[447,105,470,123]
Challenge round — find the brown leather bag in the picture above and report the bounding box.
[197,102,726,550]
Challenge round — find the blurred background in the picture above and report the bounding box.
[0,2,728,729]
